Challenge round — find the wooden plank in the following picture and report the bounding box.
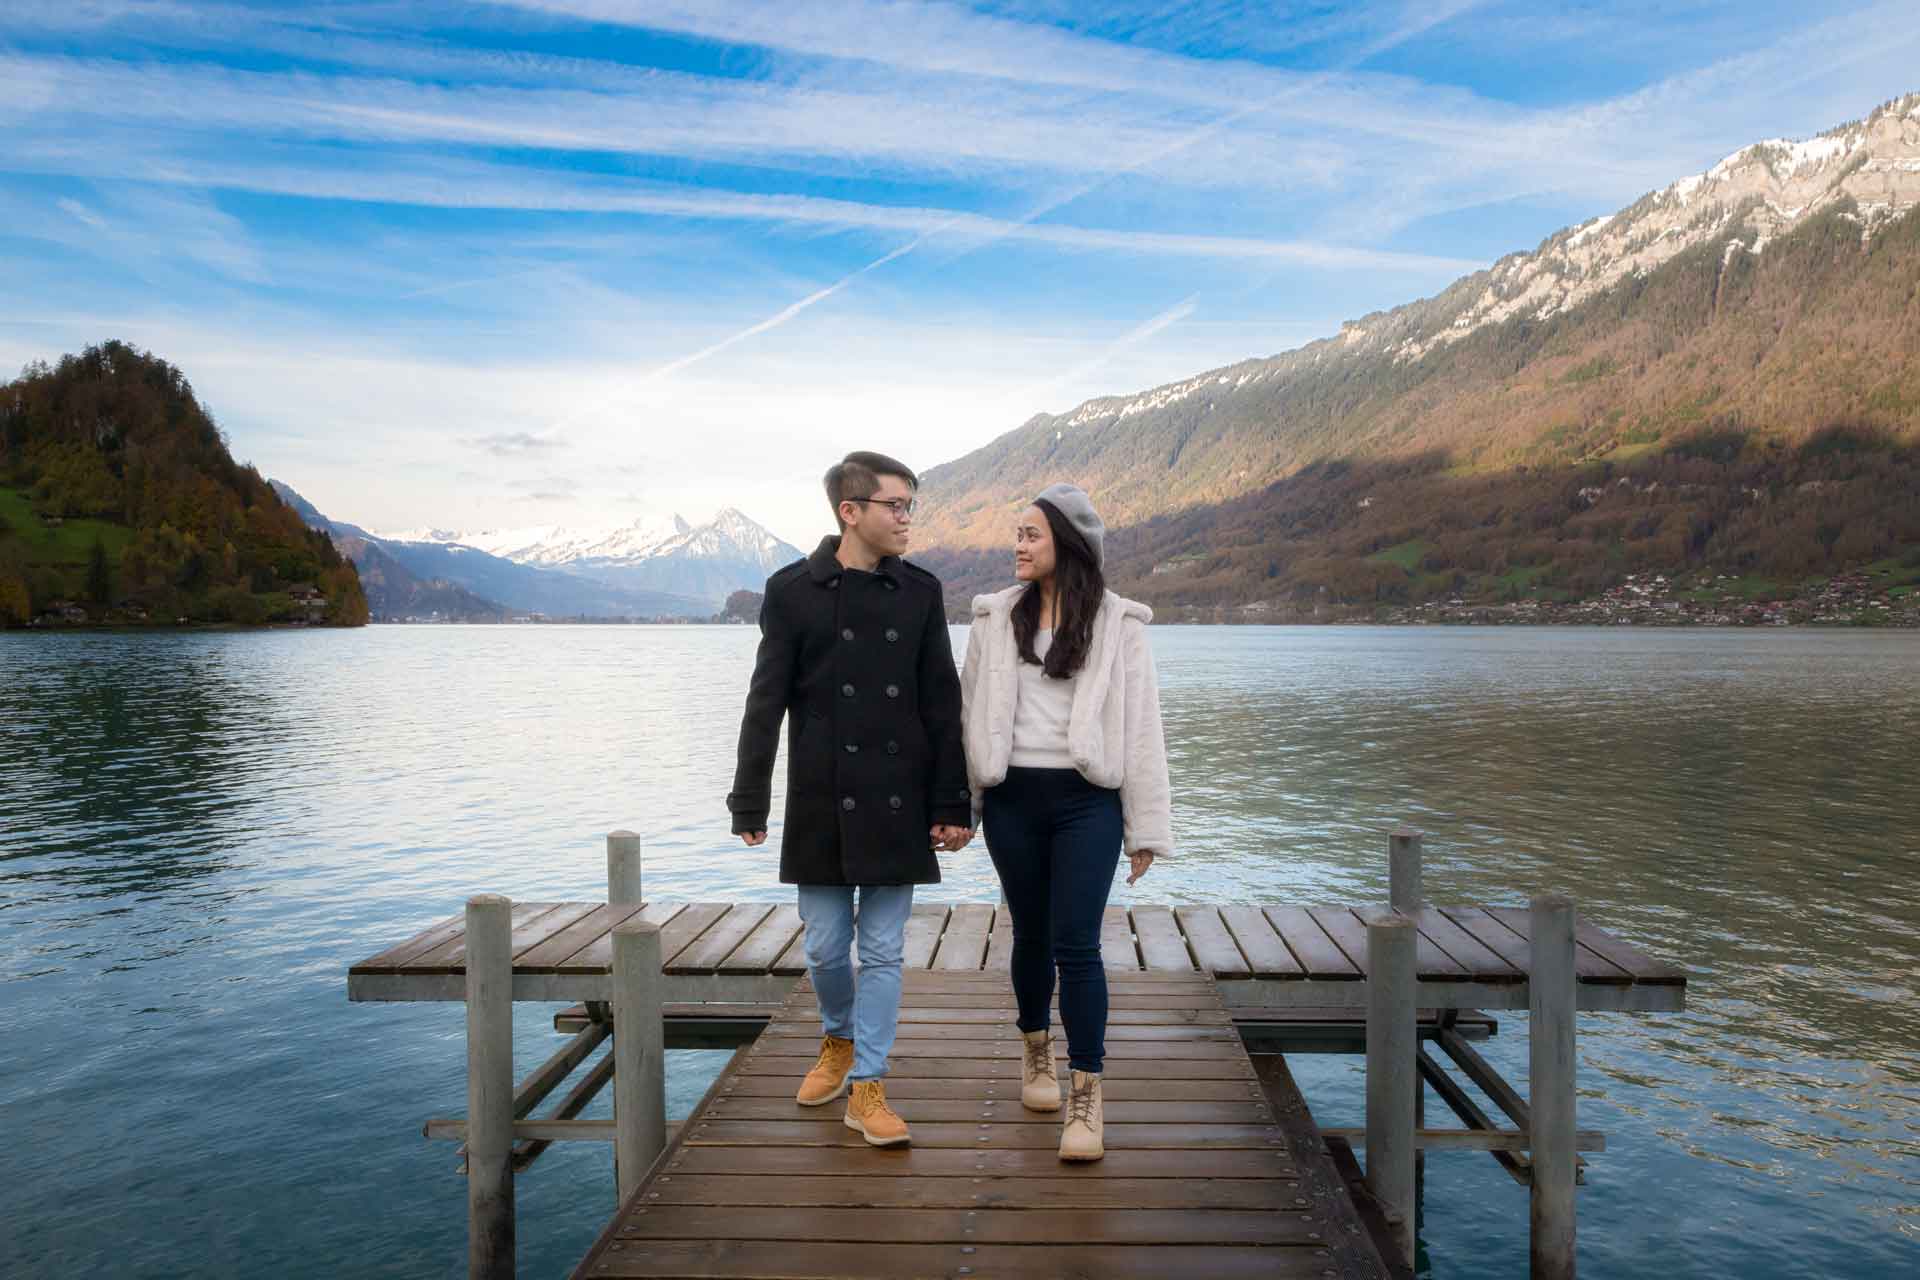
[929,903,993,970]
[1218,905,1304,977]
[900,902,949,970]
[1438,906,1530,970]
[1565,918,1687,984]
[690,1118,1284,1151]
[586,1240,1338,1279]
[1483,906,1634,984]
[749,1038,1245,1062]
[1130,905,1194,972]
[1355,905,1469,978]
[767,1006,1232,1027]
[983,903,1016,971]
[1263,906,1358,977]
[350,913,466,973]
[720,1076,1269,1103]
[771,921,810,976]
[1305,907,1373,977]
[718,904,803,975]
[661,1145,1294,1179]
[1175,906,1251,978]
[1408,906,1522,980]
[564,901,727,973]
[637,1174,1297,1211]
[1100,905,1139,972]
[518,902,654,972]
[704,1097,1272,1124]
[668,903,777,974]
[733,1057,1256,1081]
[615,1205,1318,1245]
[764,1022,1236,1043]
[405,901,568,973]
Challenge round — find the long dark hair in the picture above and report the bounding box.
[1013,498,1106,679]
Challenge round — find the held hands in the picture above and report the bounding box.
[930,824,974,853]
[1126,850,1155,885]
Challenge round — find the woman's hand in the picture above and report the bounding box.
[1125,850,1155,885]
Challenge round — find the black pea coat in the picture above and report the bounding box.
[728,536,972,886]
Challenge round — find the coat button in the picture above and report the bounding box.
[842,797,856,812]
[888,795,902,810]
[844,743,859,754]
[842,628,854,641]
[958,788,971,800]
[886,741,899,755]
[885,628,899,642]
[885,684,899,698]
[842,683,855,697]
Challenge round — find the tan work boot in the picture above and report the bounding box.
[844,1079,911,1146]
[1020,1029,1061,1112]
[795,1034,855,1106]
[1059,1069,1104,1161]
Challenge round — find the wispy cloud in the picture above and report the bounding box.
[463,431,569,457]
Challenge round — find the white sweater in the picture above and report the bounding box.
[1008,630,1075,769]
[960,585,1175,857]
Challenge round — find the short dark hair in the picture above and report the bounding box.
[824,451,918,529]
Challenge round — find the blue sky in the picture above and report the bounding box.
[3,1,1917,545]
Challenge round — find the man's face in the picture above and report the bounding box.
[843,474,915,557]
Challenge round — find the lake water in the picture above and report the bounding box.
[2,625,1916,1278]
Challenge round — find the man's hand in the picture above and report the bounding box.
[930,824,974,853]
[740,830,767,847]
[1125,850,1155,885]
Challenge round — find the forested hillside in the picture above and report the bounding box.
[0,342,367,627]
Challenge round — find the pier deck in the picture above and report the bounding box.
[349,899,1687,1012]
[569,968,1398,1279]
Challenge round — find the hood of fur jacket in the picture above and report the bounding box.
[960,584,1173,856]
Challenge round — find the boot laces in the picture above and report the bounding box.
[817,1035,852,1069]
[1067,1077,1098,1126]
[857,1081,900,1122]
[1024,1035,1052,1079]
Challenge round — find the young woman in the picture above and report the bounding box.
[959,483,1173,1161]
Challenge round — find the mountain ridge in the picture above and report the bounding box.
[915,92,1920,552]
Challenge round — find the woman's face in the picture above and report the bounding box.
[1014,505,1056,583]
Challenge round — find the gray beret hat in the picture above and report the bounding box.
[1033,482,1105,568]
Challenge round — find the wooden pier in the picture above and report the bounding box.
[347,830,1687,1279]
[570,969,1398,1279]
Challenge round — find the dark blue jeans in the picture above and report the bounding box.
[982,766,1124,1073]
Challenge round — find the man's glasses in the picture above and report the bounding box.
[848,497,917,519]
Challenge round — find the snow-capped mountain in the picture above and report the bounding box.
[1351,92,1920,362]
[380,508,802,606]
[912,92,1920,551]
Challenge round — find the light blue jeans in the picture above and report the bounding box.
[795,882,914,1082]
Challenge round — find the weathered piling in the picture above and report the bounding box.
[607,830,643,907]
[465,894,515,1280]
[611,919,666,1199]
[1389,826,1427,1191]
[1389,827,1424,912]
[1365,913,1417,1264]
[1530,893,1578,1279]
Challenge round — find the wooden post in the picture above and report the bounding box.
[1389,826,1425,1192]
[1389,826,1424,912]
[1366,914,1417,1265]
[607,830,643,907]
[1530,893,1578,1280]
[465,894,515,1280]
[612,918,666,1200]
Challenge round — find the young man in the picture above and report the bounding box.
[728,451,973,1146]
